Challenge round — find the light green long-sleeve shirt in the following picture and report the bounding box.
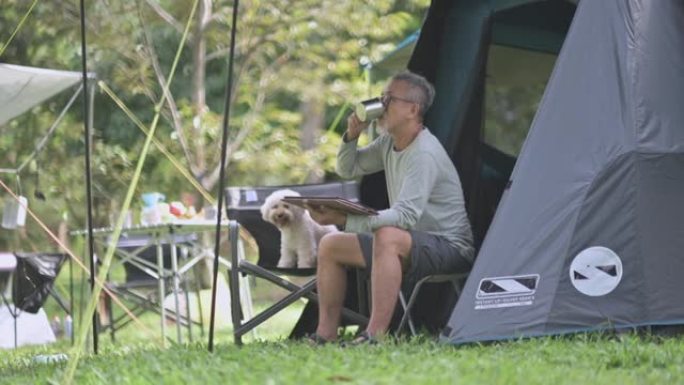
[337,128,475,262]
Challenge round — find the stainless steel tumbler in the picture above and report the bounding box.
[355,97,384,122]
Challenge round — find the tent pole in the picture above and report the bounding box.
[83,84,96,350]
[209,0,240,352]
[78,0,98,355]
[69,252,74,345]
[88,82,96,142]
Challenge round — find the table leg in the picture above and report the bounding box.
[156,242,166,347]
[171,243,182,343]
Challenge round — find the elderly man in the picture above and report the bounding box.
[308,71,474,344]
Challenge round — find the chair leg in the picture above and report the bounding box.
[396,279,427,337]
[397,291,417,336]
[234,279,318,338]
[395,273,467,337]
[108,293,116,342]
[237,238,255,337]
[182,275,193,342]
[192,264,205,338]
[228,221,244,345]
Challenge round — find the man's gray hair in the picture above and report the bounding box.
[391,71,435,119]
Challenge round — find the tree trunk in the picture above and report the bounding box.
[191,0,212,180]
[191,0,215,289]
[300,96,325,183]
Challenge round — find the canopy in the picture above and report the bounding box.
[370,30,420,81]
[0,64,85,126]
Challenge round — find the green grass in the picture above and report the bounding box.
[5,269,684,384]
[2,330,684,384]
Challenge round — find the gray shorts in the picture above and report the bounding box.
[357,230,472,288]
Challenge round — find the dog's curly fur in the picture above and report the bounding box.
[260,189,337,268]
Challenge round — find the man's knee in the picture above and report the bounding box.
[318,232,349,261]
[372,227,411,256]
[318,232,366,268]
[318,232,338,257]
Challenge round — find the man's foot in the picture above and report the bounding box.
[303,333,332,346]
[342,331,378,347]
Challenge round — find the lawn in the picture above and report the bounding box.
[2,266,684,384]
[2,321,684,385]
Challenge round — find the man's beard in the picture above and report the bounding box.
[374,120,389,136]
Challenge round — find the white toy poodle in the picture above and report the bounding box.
[260,189,338,268]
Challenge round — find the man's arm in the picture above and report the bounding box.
[336,114,385,179]
[346,150,437,233]
[307,205,347,228]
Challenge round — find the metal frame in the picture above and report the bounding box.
[396,273,469,336]
[226,220,368,345]
[72,221,253,345]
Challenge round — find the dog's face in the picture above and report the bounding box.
[261,189,304,228]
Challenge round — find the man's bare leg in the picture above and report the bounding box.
[315,232,366,341]
[365,226,412,337]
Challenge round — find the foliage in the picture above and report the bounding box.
[484,83,546,156]
[0,0,428,251]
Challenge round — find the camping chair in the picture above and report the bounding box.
[356,171,474,337]
[101,233,203,342]
[225,181,370,344]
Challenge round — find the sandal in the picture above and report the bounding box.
[342,331,378,347]
[303,333,331,346]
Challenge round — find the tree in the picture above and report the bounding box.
[90,0,427,190]
[0,0,429,252]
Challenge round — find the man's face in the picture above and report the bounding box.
[377,80,418,135]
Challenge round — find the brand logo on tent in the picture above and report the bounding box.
[474,274,539,310]
[569,246,622,297]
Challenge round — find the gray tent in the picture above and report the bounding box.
[374,0,578,333]
[441,0,684,343]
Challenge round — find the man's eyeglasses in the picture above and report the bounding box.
[380,93,416,108]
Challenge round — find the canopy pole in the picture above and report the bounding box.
[78,0,99,355]
[0,0,39,59]
[209,0,240,352]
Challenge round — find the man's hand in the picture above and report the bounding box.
[306,205,347,228]
[345,113,369,141]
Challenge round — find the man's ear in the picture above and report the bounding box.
[409,103,420,119]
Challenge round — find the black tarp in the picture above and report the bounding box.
[13,253,66,314]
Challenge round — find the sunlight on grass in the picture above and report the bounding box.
[3,332,684,385]
[89,277,309,347]
[6,272,684,385]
